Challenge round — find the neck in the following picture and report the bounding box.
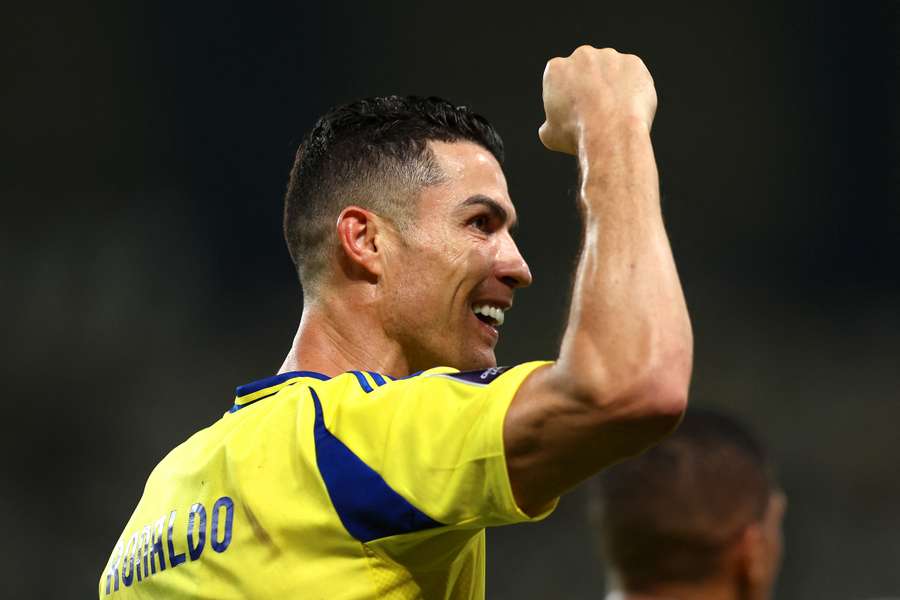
[278,295,413,378]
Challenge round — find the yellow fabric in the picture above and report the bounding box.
[99,361,556,599]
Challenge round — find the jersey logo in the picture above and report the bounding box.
[441,366,511,386]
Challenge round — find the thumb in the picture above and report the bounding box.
[538,121,549,144]
[538,121,557,151]
[538,121,576,155]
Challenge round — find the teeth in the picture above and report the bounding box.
[472,304,506,326]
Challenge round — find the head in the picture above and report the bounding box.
[284,96,531,372]
[589,409,786,600]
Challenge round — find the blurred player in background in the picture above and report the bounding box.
[100,46,693,598]
[589,409,786,600]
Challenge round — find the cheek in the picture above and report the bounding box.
[445,236,495,275]
[418,236,485,291]
[387,249,451,316]
[387,231,493,319]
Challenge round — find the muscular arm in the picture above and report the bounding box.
[505,47,693,515]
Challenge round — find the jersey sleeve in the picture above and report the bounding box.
[317,361,557,534]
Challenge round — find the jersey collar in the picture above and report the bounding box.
[230,370,331,413]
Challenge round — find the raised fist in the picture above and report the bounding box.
[539,46,657,155]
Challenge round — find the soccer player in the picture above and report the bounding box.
[99,46,693,598]
[589,409,787,600]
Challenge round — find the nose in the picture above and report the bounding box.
[496,232,533,289]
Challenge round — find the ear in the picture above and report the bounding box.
[736,522,767,587]
[336,206,383,282]
[734,493,786,599]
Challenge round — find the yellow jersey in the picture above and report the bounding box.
[99,362,555,599]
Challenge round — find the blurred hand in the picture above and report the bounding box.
[539,46,657,155]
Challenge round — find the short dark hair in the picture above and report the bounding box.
[589,409,777,591]
[283,95,504,295]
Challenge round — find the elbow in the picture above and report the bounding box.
[641,346,692,425]
[560,344,692,442]
[609,364,689,437]
[648,327,693,426]
[642,367,689,432]
[606,365,691,452]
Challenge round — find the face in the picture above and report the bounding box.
[377,141,532,373]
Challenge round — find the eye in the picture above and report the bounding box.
[468,214,492,233]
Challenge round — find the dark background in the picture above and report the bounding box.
[4,1,898,598]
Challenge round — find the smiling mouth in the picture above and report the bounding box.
[472,304,506,327]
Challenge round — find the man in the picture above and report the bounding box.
[100,46,693,598]
[589,409,787,600]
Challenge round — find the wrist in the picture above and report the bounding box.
[577,115,651,156]
[576,118,659,209]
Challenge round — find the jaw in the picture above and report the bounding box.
[401,310,498,372]
[454,309,500,370]
[378,262,505,372]
[451,345,498,372]
[403,346,496,374]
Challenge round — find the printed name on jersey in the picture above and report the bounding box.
[104,496,234,595]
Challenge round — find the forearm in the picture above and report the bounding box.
[505,47,694,513]
[553,120,692,418]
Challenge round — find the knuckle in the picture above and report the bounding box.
[626,53,648,69]
[544,57,563,77]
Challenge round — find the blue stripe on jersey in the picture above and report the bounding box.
[309,387,443,542]
[350,371,374,393]
[229,393,271,413]
[235,371,331,398]
[367,371,387,386]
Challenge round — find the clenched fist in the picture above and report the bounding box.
[539,46,657,155]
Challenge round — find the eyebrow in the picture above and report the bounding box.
[460,195,518,232]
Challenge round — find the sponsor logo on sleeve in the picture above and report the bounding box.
[443,366,511,386]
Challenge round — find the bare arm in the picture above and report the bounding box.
[505,46,693,515]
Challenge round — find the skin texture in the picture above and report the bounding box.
[282,45,693,518]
